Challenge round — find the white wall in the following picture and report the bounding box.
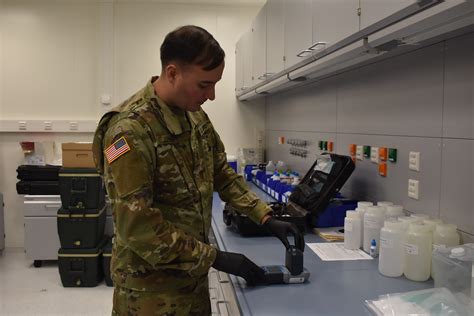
[0,0,264,248]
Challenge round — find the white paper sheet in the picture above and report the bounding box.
[307,242,373,261]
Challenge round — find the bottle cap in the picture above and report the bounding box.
[450,247,465,257]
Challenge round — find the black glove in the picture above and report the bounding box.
[212,250,265,286]
[264,217,305,251]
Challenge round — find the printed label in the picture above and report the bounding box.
[345,222,353,232]
[405,243,418,255]
[380,237,393,249]
[365,219,380,229]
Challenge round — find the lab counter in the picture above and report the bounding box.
[211,183,433,316]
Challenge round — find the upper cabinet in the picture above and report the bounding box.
[266,0,285,77]
[312,0,360,49]
[235,36,244,93]
[283,0,313,69]
[360,0,416,29]
[242,29,253,91]
[252,4,267,86]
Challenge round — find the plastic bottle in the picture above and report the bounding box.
[357,201,373,208]
[378,219,406,277]
[344,211,362,250]
[385,205,404,219]
[370,239,378,258]
[363,206,386,253]
[404,223,433,282]
[377,201,394,210]
[265,161,276,174]
[398,216,422,230]
[433,224,460,250]
[423,218,443,235]
[411,213,429,221]
[276,160,286,173]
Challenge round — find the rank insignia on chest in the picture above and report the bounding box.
[105,136,131,164]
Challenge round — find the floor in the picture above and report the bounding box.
[0,248,113,316]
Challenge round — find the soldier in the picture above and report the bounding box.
[93,25,304,315]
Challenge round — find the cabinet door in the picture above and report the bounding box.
[283,0,313,69]
[360,0,416,29]
[252,4,267,85]
[242,29,253,90]
[24,217,61,260]
[312,0,360,50]
[235,37,244,94]
[266,0,285,76]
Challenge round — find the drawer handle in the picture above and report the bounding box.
[309,41,327,51]
[296,49,312,57]
[44,204,60,209]
[217,271,229,283]
[216,301,229,315]
[209,287,218,299]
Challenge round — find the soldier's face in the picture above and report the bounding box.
[174,61,224,112]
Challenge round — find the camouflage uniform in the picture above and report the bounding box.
[93,77,271,315]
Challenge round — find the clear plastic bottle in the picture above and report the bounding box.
[398,216,422,230]
[276,160,286,173]
[358,201,373,208]
[385,205,404,219]
[377,201,393,209]
[265,161,276,174]
[344,211,362,250]
[433,224,460,250]
[404,223,433,282]
[363,206,386,253]
[379,219,406,277]
[423,218,443,235]
[411,213,429,221]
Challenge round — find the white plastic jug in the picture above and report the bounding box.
[379,219,406,277]
[433,224,460,250]
[404,223,433,282]
[385,205,404,219]
[363,206,386,253]
[344,211,362,250]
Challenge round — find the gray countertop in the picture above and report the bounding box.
[211,182,433,316]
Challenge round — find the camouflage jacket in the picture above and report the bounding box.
[92,77,271,291]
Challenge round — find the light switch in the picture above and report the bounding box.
[408,179,419,200]
[388,148,397,162]
[370,147,379,163]
[356,145,364,160]
[409,151,420,171]
[363,145,371,158]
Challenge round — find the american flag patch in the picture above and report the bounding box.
[105,136,131,164]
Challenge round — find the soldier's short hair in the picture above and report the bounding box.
[160,25,225,71]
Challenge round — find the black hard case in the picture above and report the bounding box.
[59,168,105,210]
[16,165,61,181]
[223,153,355,236]
[102,237,113,287]
[57,206,106,249]
[58,238,107,287]
[16,180,59,195]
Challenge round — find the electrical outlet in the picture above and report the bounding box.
[370,147,379,163]
[69,121,78,131]
[356,145,364,160]
[408,179,419,200]
[409,151,420,171]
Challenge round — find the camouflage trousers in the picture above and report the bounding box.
[112,277,211,316]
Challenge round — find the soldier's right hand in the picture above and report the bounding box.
[212,250,265,286]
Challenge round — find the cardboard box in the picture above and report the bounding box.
[62,143,95,168]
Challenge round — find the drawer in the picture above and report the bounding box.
[24,200,61,216]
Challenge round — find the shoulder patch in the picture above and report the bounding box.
[105,136,131,164]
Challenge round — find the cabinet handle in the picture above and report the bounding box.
[296,49,312,57]
[216,301,230,315]
[44,204,61,209]
[309,41,327,51]
[209,287,218,299]
[217,271,229,283]
[257,72,275,80]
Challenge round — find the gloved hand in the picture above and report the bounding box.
[211,250,265,286]
[263,217,305,251]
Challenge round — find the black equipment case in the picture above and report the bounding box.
[16,180,60,195]
[57,206,106,249]
[223,153,355,236]
[58,238,107,287]
[102,236,113,287]
[16,165,61,181]
[59,168,105,210]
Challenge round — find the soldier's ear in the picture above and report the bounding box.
[165,64,178,83]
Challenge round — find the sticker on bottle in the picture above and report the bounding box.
[365,219,379,228]
[345,222,353,232]
[405,243,418,255]
[380,237,393,249]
